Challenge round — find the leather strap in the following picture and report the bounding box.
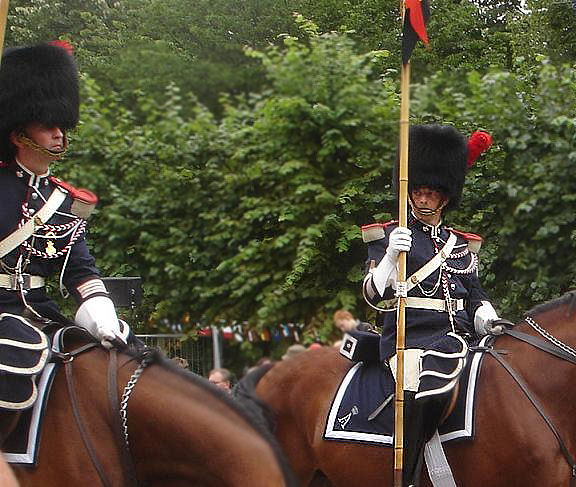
[108,350,139,487]
[0,186,67,258]
[504,328,576,366]
[405,297,464,312]
[406,232,457,292]
[65,354,113,487]
[486,348,576,485]
[0,274,45,290]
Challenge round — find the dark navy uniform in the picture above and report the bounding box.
[0,160,100,323]
[363,215,488,361]
[358,124,496,486]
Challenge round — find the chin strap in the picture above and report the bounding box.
[17,134,68,160]
[408,196,444,217]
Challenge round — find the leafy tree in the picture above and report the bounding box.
[412,60,576,319]
[8,4,576,346]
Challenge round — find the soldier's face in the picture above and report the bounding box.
[23,123,65,152]
[10,123,66,175]
[410,186,449,223]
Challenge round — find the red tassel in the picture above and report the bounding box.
[467,130,492,167]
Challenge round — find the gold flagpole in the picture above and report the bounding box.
[0,0,9,65]
[393,2,411,486]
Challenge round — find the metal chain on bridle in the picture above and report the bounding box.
[59,337,153,487]
[119,355,152,447]
[524,315,576,359]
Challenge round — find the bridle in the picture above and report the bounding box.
[471,317,576,485]
[52,336,151,487]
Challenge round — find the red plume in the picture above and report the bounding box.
[49,40,74,56]
[467,130,492,167]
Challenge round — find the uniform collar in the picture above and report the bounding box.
[14,159,51,188]
[409,211,444,238]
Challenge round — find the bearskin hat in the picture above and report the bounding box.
[407,124,468,211]
[0,42,79,162]
[393,124,468,212]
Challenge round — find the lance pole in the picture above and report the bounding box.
[393,17,411,487]
[0,0,8,64]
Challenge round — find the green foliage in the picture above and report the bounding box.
[6,3,576,345]
[412,59,576,319]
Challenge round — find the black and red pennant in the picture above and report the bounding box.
[402,0,430,65]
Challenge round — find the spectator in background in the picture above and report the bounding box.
[333,310,359,334]
[171,357,189,369]
[208,367,233,392]
[333,310,371,333]
[332,310,372,348]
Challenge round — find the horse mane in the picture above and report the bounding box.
[231,362,277,432]
[524,289,576,318]
[119,346,297,486]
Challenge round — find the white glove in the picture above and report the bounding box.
[386,227,412,261]
[75,296,130,348]
[369,227,412,296]
[474,301,503,335]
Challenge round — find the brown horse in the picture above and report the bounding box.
[251,292,576,486]
[8,328,296,487]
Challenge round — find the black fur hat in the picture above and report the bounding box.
[399,124,468,212]
[0,42,79,162]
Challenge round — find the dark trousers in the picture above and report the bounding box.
[402,391,449,487]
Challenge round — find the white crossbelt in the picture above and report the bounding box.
[405,297,465,312]
[0,274,45,290]
[406,232,458,292]
[0,186,67,259]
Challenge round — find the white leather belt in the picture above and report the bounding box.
[405,297,465,313]
[0,274,45,291]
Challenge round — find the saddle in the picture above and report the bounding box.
[2,325,96,465]
[328,333,492,446]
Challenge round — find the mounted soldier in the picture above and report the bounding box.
[362,124,502,486]
[0,41,129,417]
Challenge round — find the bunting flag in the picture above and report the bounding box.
[402,0,431,65]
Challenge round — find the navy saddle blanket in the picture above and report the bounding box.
[324,336,491,445]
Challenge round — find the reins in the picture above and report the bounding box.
[472,317,576,485]
[54,338,148,487]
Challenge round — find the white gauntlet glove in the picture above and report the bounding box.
[474,301,503,336]
[386,226,412,261]
[75,296,130,348]
[370,227,412,295]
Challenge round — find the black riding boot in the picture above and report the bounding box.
[402,391,426,487]
[403,392,451,487]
